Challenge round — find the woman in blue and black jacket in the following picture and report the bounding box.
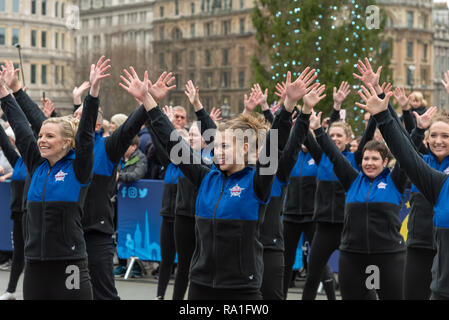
[119,67,316,299]
[309,108,408,299]
[357,82,449,300]
[0,124,27,300]
[0,56,108,299]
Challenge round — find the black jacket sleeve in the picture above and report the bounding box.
[12,89,47,135]
[276,112,311,184]
[145,121,171,167]
[390,161,409,194]
[253,107,292,202]
[0,124,19,167]
[314,127,358,191]
[304,131,323,165]
[73,94,99,184]
[329,108,340,128]
[195,108,217,145]
[410,127,427,154]
[74,104,81,113]
[105,105,149,164]
[147,107,211,189]
[354,116,377,167]
[402,109,416,134]
[374,110,447,206]
[0,94,42,174]
[263,109,274,124]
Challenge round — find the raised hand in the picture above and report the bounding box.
[284,67,318,112]
[303,83,326,114]
[210,107,222,122]
[89,56,111,98]
[184,80,202,110]
[119,67,157,111]
[353,58,382,94]
[442,70,449,95]
[148,71,176,104]
[309,110,323,130]
[355,84,392,115]
[0,69,10,98]
[380,82,392,94]
[73,81,91,105]
[333,81,351,110]
[414,106,438,130]
[274,82,286,105]
[162,105,175,123]
[252,83,269,110]
[42,97,55,118]
[1,60,21,92]
[243,90,260,113]
[393,87,410,111]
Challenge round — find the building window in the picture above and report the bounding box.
[223,20,230,35]
[205,49,211,67]
[31,64,37,84]
[190,23,195,37]
[159,53,165,67]
[31,30,37,47]
[0,28,5,45]
[239,46,245,63]
[407,68,413,86]
[172,52,181,68]
[191,2,195,14]
[175,0,179,15]
[222,49,229,65]
[42,65,47,85]
[173,28,182,40]
[206,0,210,12]
[421,68,428,85]
[12,0,20,13]
[55,32,59,49]
[240,18,245,34]
[189,50,195,66]
[61,33,65,50]
[55,1,59,17]
[61,66,65,85]
[12,29,19,46]
[82,36,88,50]
[42,0,47,15]
[160,26,164,40]
[205,22,212,36]
[238,71,245,88]
[240,0,244,9]
[423,43,428,60]
[61,3,65,18]
[407,41,413,59]
[189,72,195,83]
[31,0,36,14]
[221,71,230,88]
[55,65,59,85]
[160,6,164,17]
[41,31,47,48]
[205,72,213,88]
[0,0,5,12]
[407,11,413,28]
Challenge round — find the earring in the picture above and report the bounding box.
[62,145,66,150]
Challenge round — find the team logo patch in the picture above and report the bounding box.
[444,167,449,175]
[377,182,387,189]
[230,184,245,197]
[55,170,68,182]
[308,159,315,166]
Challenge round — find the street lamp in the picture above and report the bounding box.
[408,65,416,93]
[221,98,230,119]
[13,43,26,89]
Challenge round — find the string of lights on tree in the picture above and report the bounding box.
[252,0,392,133]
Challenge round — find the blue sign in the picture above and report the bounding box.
[0,182,13,251]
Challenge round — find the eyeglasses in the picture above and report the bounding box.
[175,115,186,119]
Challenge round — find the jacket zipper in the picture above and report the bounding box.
[366,181,373,254]
[212,176,227,288]
[298,155,305,216]
[41,167,51,260]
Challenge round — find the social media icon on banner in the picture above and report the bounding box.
[139,188,148,198]
[128,187,137,199]
[121,187,127,198]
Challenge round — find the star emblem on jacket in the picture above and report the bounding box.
[444,167,449,175]
[230,184,245,197]
[377,182,387,189]
[308,159,315,166]
[55,170,68,182]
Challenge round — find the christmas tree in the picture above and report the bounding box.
[251,0,393,134]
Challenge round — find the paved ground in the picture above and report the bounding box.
[0,266,340,300]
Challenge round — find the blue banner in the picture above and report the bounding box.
[0,182,13,251]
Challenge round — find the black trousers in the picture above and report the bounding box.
[85,231,120,300]
[188,282,262,300]
[173,214,196,300]
[157,216,177,298]
[261,250,284,300]
[23,259,93,300]
[302,222,342,300]
[403,246,436,300]
[7,215,25,294]
[339,250,405,300]
[283,220,335,299]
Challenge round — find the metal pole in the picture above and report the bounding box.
[14,44,25,89]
